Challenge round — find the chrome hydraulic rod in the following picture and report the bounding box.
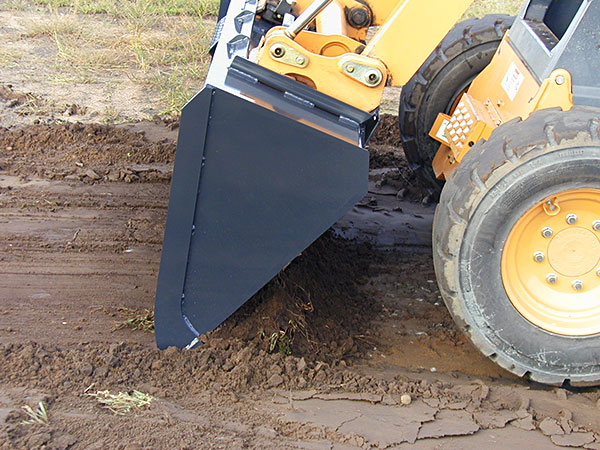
[285,0,334,38]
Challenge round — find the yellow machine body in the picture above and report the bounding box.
[429,36,574,179]
[255,0,474,112]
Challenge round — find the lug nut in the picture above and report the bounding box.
[541,227,553,238]
[546,273,558,285]
[566,214,578,225]
[572,280,584,291]
[593,220,600,231]
[534,251,545,263]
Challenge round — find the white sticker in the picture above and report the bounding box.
[435,119,450,144]
[501,62,525,102]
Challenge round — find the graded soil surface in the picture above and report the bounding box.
[2,108,600,449]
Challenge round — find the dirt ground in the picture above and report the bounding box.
[3,102,600,450]
[2,6,600,450]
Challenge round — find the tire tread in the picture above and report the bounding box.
[433,107,600,386]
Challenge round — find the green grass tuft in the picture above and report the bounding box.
[21,402,49,425]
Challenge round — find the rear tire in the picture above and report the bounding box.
[434,107,600,386]
[398,15,514,192]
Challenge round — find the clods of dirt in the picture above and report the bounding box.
[210,233,378,362]
[0,122,175,182]
[370,113,402,148]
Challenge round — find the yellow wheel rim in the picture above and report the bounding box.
[501,188,600,336]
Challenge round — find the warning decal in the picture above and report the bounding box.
[501,62,525,102]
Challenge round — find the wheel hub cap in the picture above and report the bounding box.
[548,227,600,277]
[501,188,600,335]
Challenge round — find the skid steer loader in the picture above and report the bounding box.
[155,0,600,386]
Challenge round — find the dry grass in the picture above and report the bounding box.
[20,8,213,116]
[22,0,220,17]
[0,48,23,68]
[87,390,153,415]
[466,0,523,18]
[27,14,84,37]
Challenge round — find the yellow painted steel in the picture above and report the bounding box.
[430,37,575,179]
[294,30,362,56]
[501,189,600,336]
[467,36,573,119]
[362,0,474,86]
[257,28,387,111]
[255,0,476,110]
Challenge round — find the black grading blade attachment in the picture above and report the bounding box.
[154,0,377,349]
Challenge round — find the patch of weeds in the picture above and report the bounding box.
[147,69,194,115]
[268,320,298,357]
[148,62,207,114]
[0,0,31,10]
[0,49,23,68]
[51,70,98,85]
[30,0,73,7]
[114,307,155,332]
[21,402,49,425]
[87,390,153,415]
[28,0,220,16]
[101,105,122,124]
[27,14,83,38]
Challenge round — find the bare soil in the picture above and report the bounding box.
[2,110,600,449]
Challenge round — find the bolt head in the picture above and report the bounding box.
[555,75,566,85]
[593,220,600,231]
[270,44,285,58]
[597,268,600,277]
[542,227,553,238]
[566,213,578,225]
[534,251,545,263]
[363,69,382,86]
[295,56,305,65]
[572,280,584,291]
[346,64,355,73]
[546,273,558,285]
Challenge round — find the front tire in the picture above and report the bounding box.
[434,107,600,386]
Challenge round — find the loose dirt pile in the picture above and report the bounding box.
[210,234,378,362]
[369,114,404,170]
[370,114,402,148]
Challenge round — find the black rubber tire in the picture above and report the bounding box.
[433,107,600,386]
[398,14,514,191]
